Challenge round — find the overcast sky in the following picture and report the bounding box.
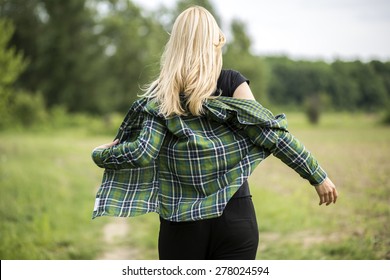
[133,0,390,61]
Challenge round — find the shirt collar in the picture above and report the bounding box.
[135,96,288,130]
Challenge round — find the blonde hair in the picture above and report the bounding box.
[141,6,226,117]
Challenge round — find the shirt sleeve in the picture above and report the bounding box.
[92,113,167,170]
[217,69,250,97]
[244,118,327,186]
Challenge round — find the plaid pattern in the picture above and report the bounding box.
[92,97,327,221]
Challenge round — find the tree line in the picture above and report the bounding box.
[265,56,390,112]
[0,0,389,127]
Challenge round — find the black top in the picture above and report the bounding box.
[216,69,250,97]
[214,69,251,198]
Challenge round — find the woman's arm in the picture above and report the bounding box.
[92,113,167,170]
[234,82,338,205]
[233,81,256,100]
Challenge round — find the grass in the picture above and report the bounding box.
[250,112,390,259]
[0,129,108,259]
[0,112,389,260]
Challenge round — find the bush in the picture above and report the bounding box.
[305,95,321,124]
[304,92,331,125]
[382,103,390,125]
[11,92,47,127]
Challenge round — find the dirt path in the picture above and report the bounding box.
[96,218,140,260]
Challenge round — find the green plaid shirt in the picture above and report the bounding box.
[92,97,327,221]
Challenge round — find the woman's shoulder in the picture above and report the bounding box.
[219,68,242,78]
[219,69,249,83]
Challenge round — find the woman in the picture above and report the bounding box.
[92,6,338,260]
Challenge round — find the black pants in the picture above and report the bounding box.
[158,197,259,260]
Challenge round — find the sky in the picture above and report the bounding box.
[132,0,390,61]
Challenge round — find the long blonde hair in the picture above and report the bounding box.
[141,6,226,117]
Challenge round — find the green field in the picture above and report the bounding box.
[0,112,389,260]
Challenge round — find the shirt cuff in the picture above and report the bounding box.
[308,165,328,186]
[91,149,105,168]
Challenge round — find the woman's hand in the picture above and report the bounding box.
[93,139,119,152]
[315,177,338,206]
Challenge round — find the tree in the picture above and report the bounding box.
[349,61,387,111]
[168,0,222,29]
[328,60,360,111]
[0,19,27,127]
[0,0,44,92]
[37,0,108,112]
[1,0,109,113]
[223,19,268,104]
[94,0,166,112]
